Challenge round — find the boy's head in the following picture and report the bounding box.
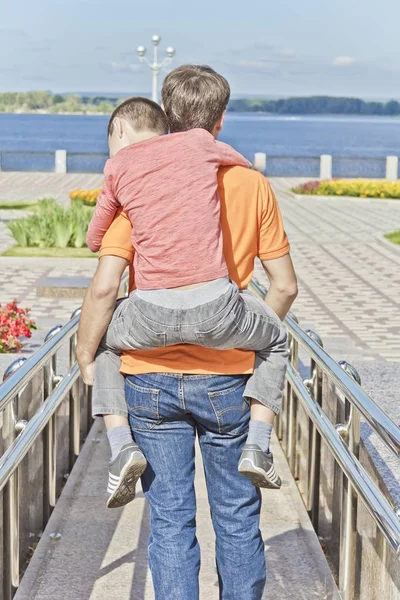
[161,65,230,137]
[107,97,169,157]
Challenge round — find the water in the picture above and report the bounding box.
[0,113,399,177]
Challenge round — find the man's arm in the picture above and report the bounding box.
[262,254,298,320]
[76,255,129,384]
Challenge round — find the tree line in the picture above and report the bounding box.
[0,91,118,114]
[0,91,399,116]
[228,96,400,116]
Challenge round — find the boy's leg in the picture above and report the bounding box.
[191,288,288,488]
[93,299,148,508]
[248,401,274,452]
[231,291,288,489]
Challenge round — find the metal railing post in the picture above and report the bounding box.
[69,312,81,470]
[286,335,299,472]
[304,330,324,530]
[2,360,27,600]
[43,326,63,524]
[278,311,298,445]
[337,361,361,600]
[3,400,20,600]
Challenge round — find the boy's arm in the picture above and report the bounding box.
[86,165,119,252]
[215,140,250,168]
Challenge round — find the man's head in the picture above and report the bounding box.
[161,65,230,137]
[107,97,169,157]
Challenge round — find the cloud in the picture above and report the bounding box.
[332,56,356,67]
[109,62,141,73]
[215,43,301,75]
[0,28,29,38]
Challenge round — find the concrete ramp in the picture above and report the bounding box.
[15,420,340,600]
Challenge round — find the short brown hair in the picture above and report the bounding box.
[108,97,168,137]
[161,65,230,133]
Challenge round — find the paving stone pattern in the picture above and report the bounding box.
[256,178,400,365]
[0,172,103,206]
[1,173,400,372]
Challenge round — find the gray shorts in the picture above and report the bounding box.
[93,280,288,418]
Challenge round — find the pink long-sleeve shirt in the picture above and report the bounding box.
[86,128,249,289]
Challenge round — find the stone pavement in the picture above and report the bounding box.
[265,178,400,365]
[0,172,103,206]
[15,420,339,600]
[1,173,400,387]
[2,172,399,598]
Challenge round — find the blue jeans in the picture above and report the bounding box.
[126,373,266,600]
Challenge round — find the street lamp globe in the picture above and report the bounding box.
[166,46,175,59]
[137,45,147,58]
[152,35,161,46]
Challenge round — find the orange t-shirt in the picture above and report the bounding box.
[99,166,290,375]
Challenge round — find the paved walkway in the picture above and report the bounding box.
[2,172,399,598]
[266,178,400,364]
[15,421,339,600]
[0,172,103,206]
[1,173,400,382]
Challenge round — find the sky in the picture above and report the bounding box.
[1,0,399,99]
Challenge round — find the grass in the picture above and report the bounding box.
[384,231,400,245]
[0,200,39,211]
[2,246,97,258]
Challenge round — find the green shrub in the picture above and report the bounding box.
[7,198,94,249]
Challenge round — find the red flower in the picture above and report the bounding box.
[0,301,36,353]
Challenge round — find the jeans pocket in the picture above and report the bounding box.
[195,315,242,349]
[126,379,163,430]
[208,379,249,436]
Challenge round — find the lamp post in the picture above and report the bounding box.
[137,35,176,103]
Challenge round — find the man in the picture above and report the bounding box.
[77,65,297,599]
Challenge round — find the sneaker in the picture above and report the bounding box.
[107,442,147,509]
[238,444,281,489]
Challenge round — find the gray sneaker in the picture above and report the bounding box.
[238,444,281,489]
[107,442,147,509]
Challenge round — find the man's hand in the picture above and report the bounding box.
[78,359,95,386]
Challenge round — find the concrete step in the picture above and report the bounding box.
[15,420,340,600]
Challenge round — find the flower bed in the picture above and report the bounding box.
[0,301,36,353]
[70,189,101,206]
[292,180,400,199]
[7,198,94,249]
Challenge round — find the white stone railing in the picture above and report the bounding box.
[0,150,398,179]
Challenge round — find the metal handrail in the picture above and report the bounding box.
[0,365,79,493]
[0,315,79,413]
[250,278,400,599]
[250,279,400,458]
[0,276,399,600]
[286,315,400,458]
[286,314,400,458]
[287,364,400,554]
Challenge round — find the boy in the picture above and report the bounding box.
[86,97,288,508]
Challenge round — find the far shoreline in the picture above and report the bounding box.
[1,110,400,119]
